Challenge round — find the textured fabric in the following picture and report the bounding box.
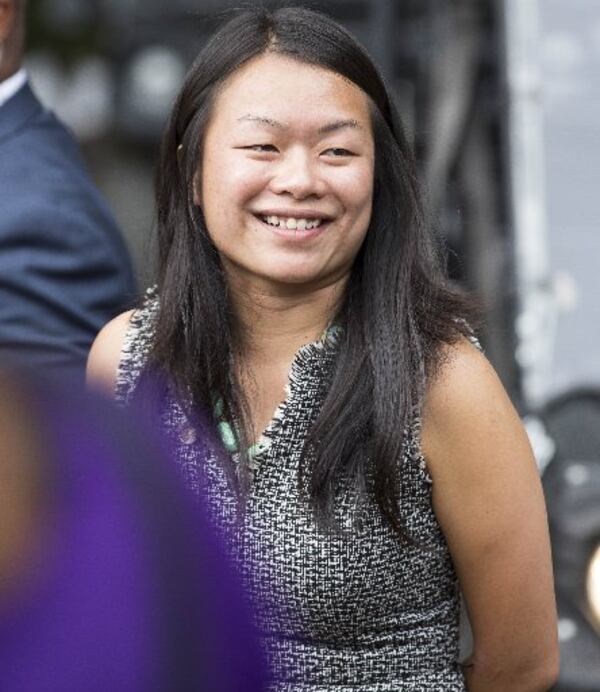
[116,287,467,691]
[0,82,136,382]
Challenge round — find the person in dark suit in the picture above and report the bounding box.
[0,0,136,383]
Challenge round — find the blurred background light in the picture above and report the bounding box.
[587,546,600,632]
[27,53,113,140]
[120,46,186,132]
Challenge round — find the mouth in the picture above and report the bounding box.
[253,213,332,235]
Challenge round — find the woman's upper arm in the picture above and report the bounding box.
[421,338,558,686]
[86,310,135,398]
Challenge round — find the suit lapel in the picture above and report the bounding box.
[0,82,43,145]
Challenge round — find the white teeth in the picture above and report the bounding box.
[261,215,323,230]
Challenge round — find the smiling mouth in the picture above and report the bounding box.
[254,214,330,231]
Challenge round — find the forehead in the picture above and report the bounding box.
[210,52,372,133]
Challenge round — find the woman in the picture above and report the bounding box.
[87,6,558,691]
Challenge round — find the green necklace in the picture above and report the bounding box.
[213,323,342,464]
[213,396,270,463]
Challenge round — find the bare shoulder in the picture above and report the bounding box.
[86,310,136,397]
[423,335,501,423]
[420,335,528,483]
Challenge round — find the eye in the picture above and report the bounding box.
[244,144,278,153]
[322,147,356,157]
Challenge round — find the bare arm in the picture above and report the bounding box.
[86,310,134,398]
[421,338,559,692]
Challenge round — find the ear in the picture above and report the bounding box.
[0,0,15,43]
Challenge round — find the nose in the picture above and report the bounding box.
[268,147,325,200]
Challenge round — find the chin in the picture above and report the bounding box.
[253,264,330,288]
[246,258,320,283]
[266,272,322,287]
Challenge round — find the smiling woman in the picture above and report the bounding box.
[86,5,559,692]
[197,52,374,289]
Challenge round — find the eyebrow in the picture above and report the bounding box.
[237,114,364,134]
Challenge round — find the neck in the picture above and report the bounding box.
[228,274,347,364]
[0,54,22,83]
[0,63,20,82]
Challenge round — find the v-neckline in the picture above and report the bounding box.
[222,324,343,467]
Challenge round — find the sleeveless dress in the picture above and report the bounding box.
[115,287,467,692]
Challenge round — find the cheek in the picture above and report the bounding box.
[332,165,374,215]
[202,150,266,214]
[228,164,266,203]
[330,159,374,200]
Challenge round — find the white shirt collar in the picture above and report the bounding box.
[0,68,28,108]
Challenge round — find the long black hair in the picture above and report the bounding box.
[149,5,480,533]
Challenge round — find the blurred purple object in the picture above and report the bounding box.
[0,375,266,692]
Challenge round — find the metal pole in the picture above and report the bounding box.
[501,0,557,409]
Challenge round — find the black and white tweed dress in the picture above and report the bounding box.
[115,288,467,691]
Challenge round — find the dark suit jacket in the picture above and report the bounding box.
[0,82,136,382]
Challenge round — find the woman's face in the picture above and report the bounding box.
[198,52,375,292]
